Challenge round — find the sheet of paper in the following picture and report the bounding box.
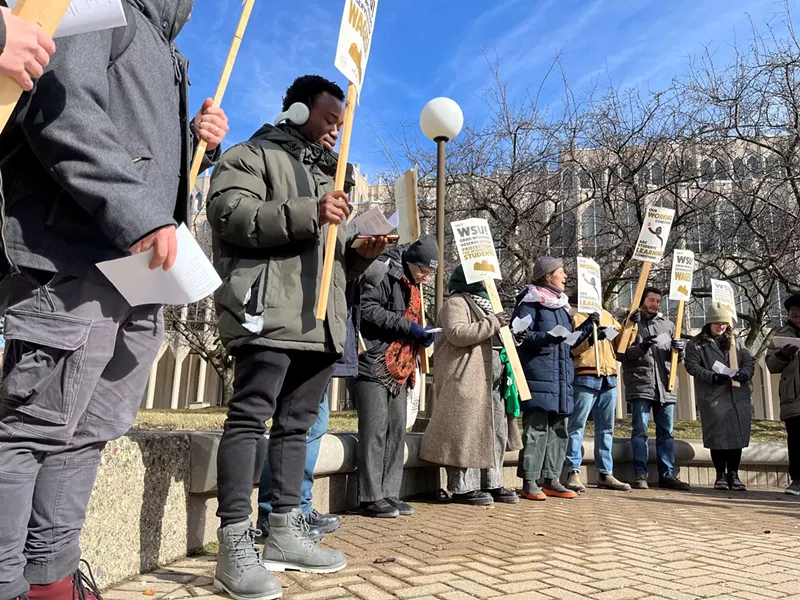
[8,0,127,38]
[653,332,672,351]
[713,361,738,377]
[354,207,397,236]
[97,224,222,306]
[774,337,800,350]
[388,211,400,228]
[549,325,582,345]
[427,327,443,334]
[512,315,533,335]
[603,327,620,342]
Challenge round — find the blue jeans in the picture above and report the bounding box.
[258,389,329,518]
[565,384,617,474]
[630,400,675,479]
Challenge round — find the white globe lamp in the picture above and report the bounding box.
[420,97,464,142]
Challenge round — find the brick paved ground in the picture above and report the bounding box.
[106,486,800,600]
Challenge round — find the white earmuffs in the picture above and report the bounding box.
[274,102,309,126]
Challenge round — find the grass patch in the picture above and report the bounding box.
[134,409,787,442]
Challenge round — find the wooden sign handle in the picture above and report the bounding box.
[617,262,653,353]
[667,300,685,392]
[484,279,531,401]
[316,82,357,320]
[729,343,741,388]
[593,322,601,377]
[188,0,256,191]
[0,0,72,132]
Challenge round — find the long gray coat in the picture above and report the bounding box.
[684,334,754,449]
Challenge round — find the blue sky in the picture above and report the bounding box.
[179,0,793,182]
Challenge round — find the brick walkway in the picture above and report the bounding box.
[106,486,800,600]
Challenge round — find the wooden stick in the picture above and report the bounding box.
[593,322,601,377]
[419,286,431,375]
[316,82,358,320]
[729,343,741,389]
[484,279,531,401]
[0,0,72,132]
[187,0,256,191]
[617,262,653,353]
[667,300,685,392]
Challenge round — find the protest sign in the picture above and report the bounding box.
[395,167,420,244]
[578,257,603,376]
[618,206,676,352]
[317,0,380,319]
[667,250,695,391]
[711,278,740,387]
[451,218,530,400]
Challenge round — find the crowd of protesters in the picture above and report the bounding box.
[0,4,798,600]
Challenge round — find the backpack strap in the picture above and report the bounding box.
[109,2,137,68]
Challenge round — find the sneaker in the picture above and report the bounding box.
[542,479,577,499]
[565,471,586,493]
[785,480,800,496]
[306,509,342,534]
[256,514,323,544]
[214,521,283,600]
[28,561,103,600]
[727,472,746,491]
[360,499,400,518]
[261,509,347,574]
[487,487,520,504]
[597,474,632,492]
[632,476,649,490]
[714,472,729,490]
[452,490,494,506]
[659,476,691,491]
[385,497,415,516]
[519,480,546,501]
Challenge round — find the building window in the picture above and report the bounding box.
[700,159,713,182]
[579,170,592,190]
[747,155,762,175]
[714,159,730,180]
[733,158,747,179]
[651,162,665,186]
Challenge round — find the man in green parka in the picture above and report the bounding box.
[206,75,385,600]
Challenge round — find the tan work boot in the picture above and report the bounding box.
[632,475,649,490]
[597,473,632,491]
[565,470,586,493]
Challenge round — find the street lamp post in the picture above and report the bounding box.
[420,97,464,319]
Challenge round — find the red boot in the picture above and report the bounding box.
[27,562,101,600]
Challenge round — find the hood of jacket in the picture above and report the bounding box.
[129,0,193,43]
[249,123,339,176]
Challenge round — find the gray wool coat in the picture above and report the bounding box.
[684,334,754,450]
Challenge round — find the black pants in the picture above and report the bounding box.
[710,449,742,474]
[350,378,408,503]
[216,347,336,526]
[786,415,800,482]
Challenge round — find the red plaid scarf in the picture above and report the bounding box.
[375,276,422,394]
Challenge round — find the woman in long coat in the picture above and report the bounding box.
[420,266,522,505]
[684,303,755,491]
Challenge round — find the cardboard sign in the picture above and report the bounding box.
[711,279,738,323]
[334,0,378,100]
[451,218,501,285]
[577,257,602,315]
[395,167,420,244]
[669,249,695,301]
[632,206,675,264]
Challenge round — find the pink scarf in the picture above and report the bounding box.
[520,285,570,311]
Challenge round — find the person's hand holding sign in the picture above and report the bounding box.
[0,7,56,91]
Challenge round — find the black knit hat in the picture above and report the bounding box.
[785,294,800,312]
[403,235,439,270]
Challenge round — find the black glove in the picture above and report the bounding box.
[641,336,657,349]
[547,333,567,345]
[779,344,800,359]
[711,373,729,385]
[732,371,750,383]
[671,339,686,352]
[597,327,608,341]
[629,310,642,324]
[514,330,527,345]
[579,312,600,333]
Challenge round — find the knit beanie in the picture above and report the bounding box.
[785,294,800,312]
[532,256,564,283]
[403,235,439,270]
[705,302,732,326]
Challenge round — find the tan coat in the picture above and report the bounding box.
[572,310,622,376]
[420,294,522,469]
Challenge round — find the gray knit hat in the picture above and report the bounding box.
[705,302,732,326]
[533,256,564,282]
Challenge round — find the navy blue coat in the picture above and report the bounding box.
[512,292,590,415]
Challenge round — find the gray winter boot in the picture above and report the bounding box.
[214,521,283,600]
[262,509,347,574]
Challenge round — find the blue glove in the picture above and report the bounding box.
[409,322,435,347]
